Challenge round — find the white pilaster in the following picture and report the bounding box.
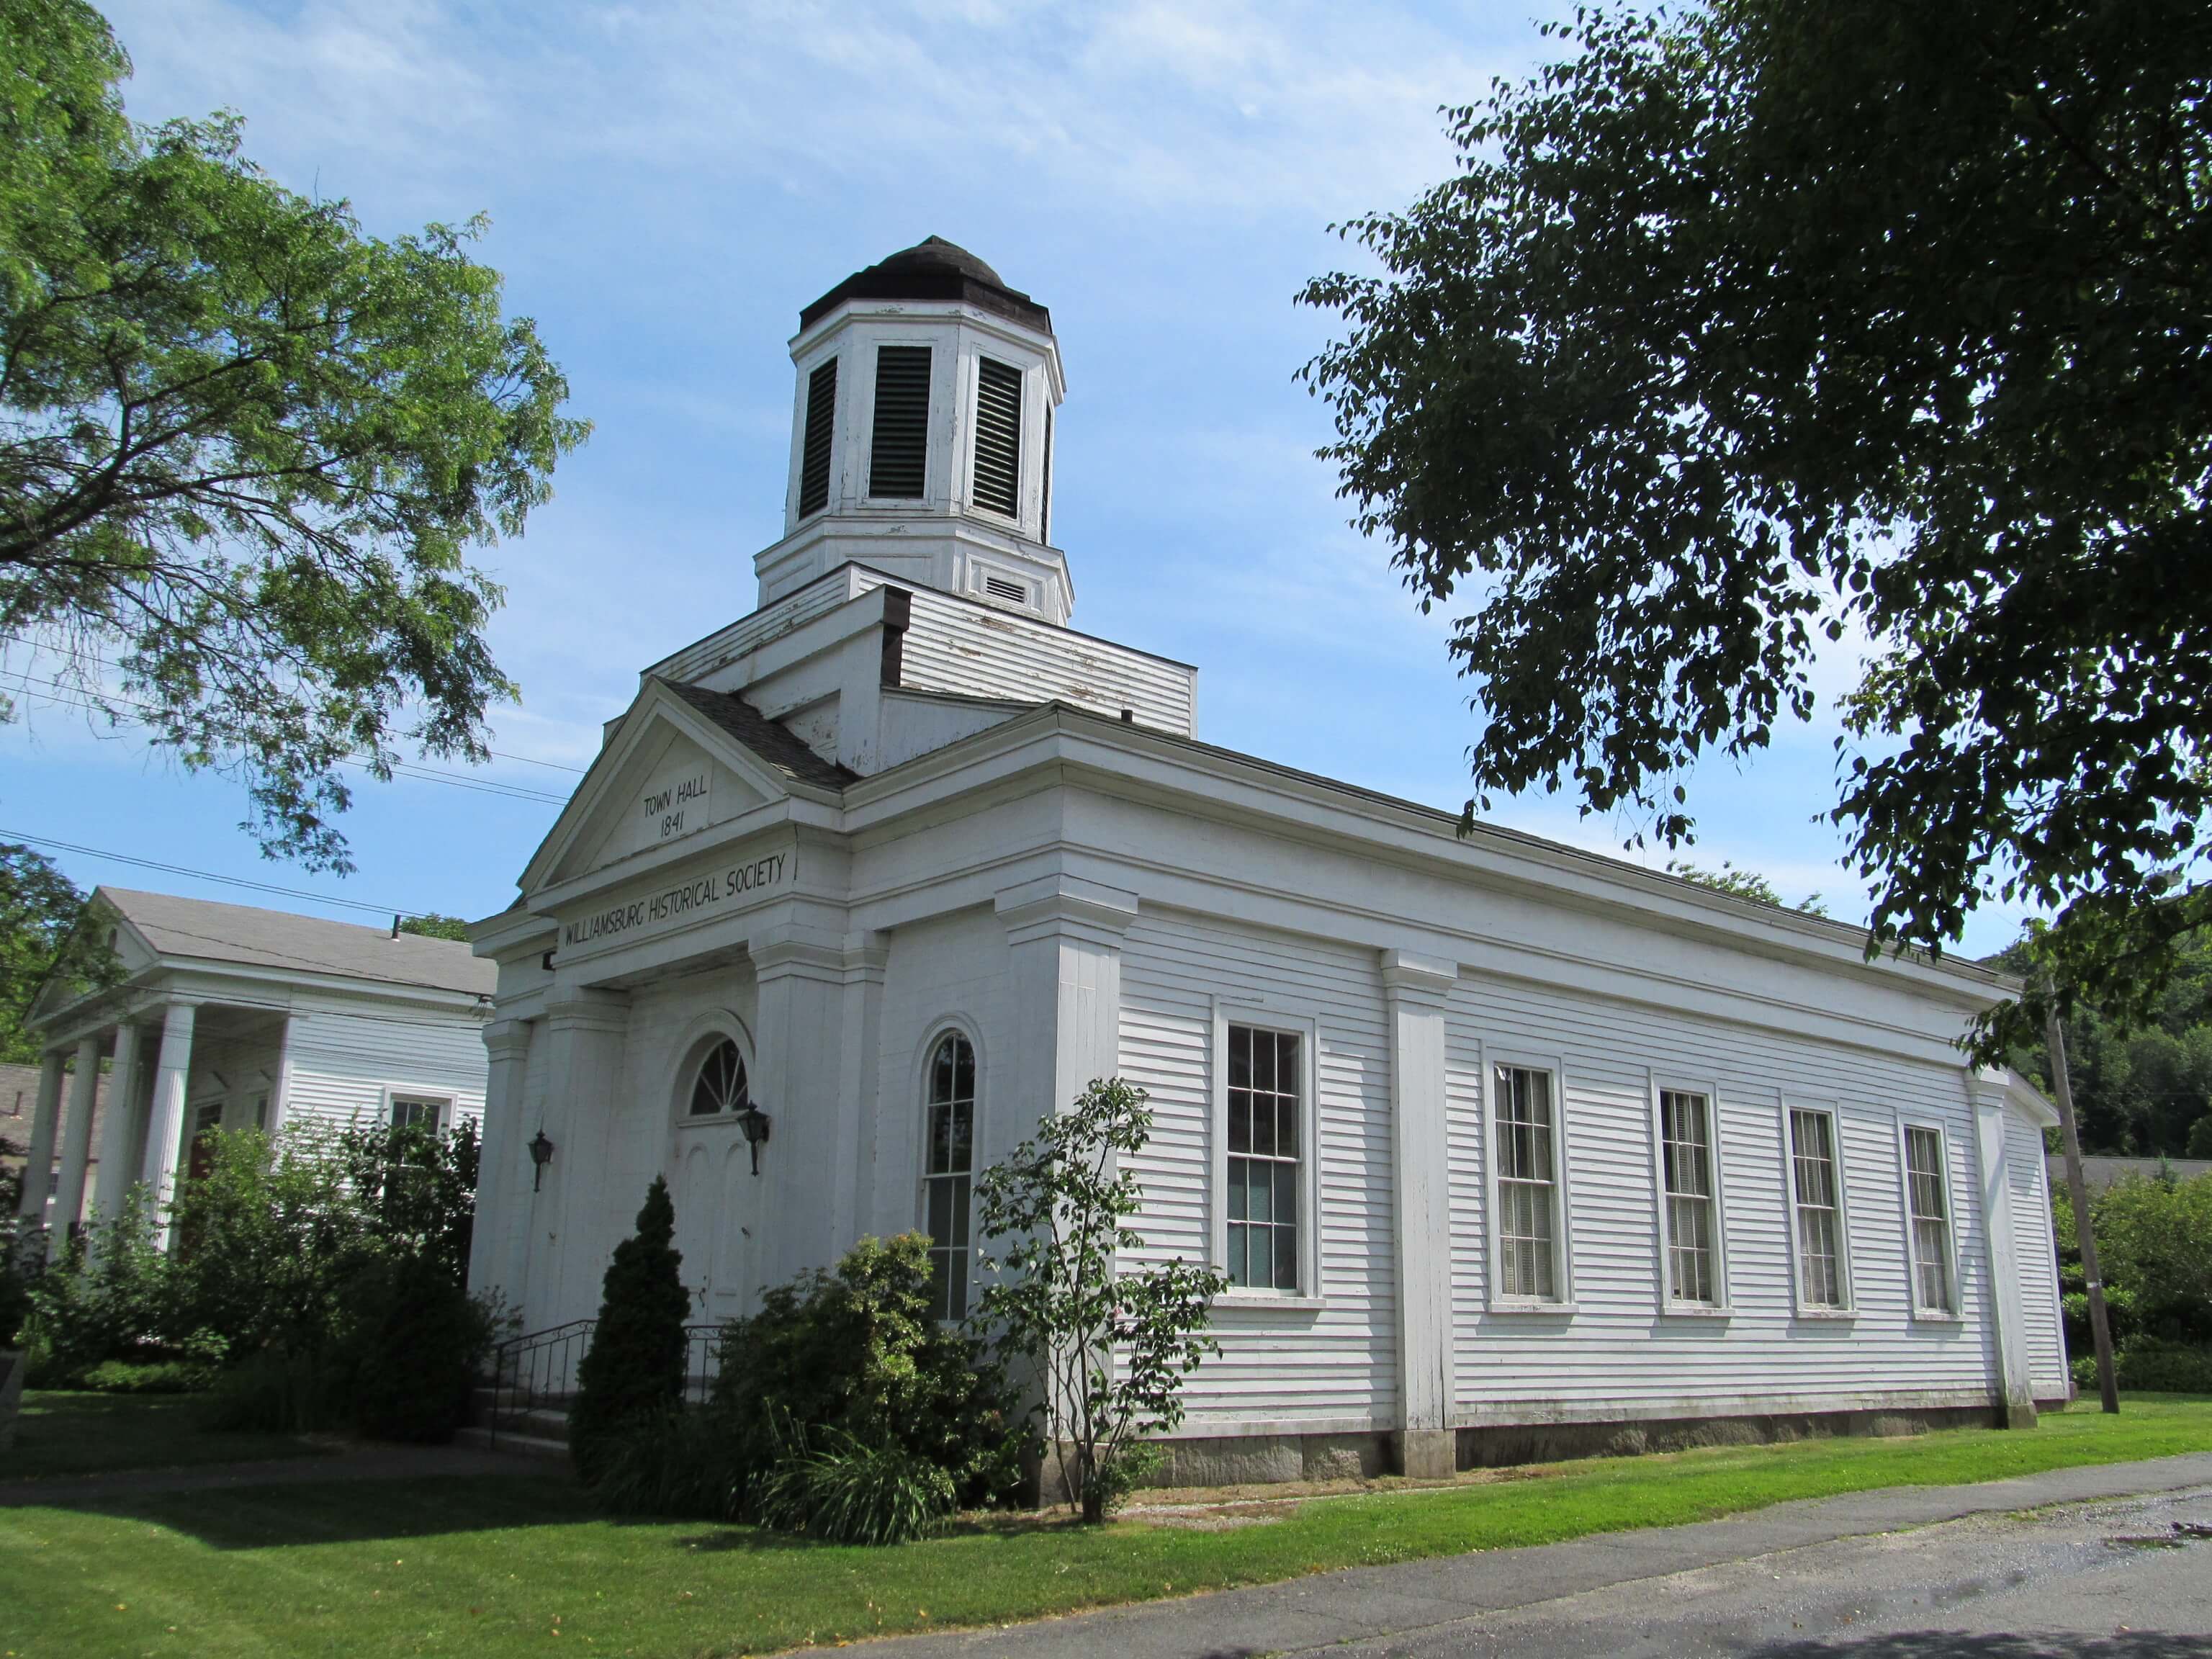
[1967,1068,2037,1428]
[531,993,629,1328]
[46,1034,103,1257]
[467,1019,535,1305]
[1382,949,1459,1478]
[832,931,889,1250]
[13,1051,65,1223]
[140,1001,197,1250]
[752,924,858,1291]
[90,1020,143,1227]
[993,874,1136,1154]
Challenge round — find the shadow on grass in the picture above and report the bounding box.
[0,1390,331,1483]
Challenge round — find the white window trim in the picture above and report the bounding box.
[858,333,949,510]
[962,350,1027,529]
[1647,1072,1732,1317]
[1778,1095,1856,1318]
[667,1012,756,1136]
[786,343,841,526]
[1209,998,1324,1308]
[1895,1114,1965,1322]
[1483,1046,1577,1314]
[381,1087,453,1133]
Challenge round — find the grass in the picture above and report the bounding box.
[0,1395,2206,1658]
[0,1391,328,1483]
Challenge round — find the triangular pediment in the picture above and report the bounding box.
[523,683,803,893]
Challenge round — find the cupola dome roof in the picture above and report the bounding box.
[800,236,1051,333]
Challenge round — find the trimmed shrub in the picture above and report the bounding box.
[351,1251,495,1443]
[80,1357,217,1394]
[754,1428,958,1546]
[571,1177,690,1480]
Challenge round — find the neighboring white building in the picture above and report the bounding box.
[469,238,2070,1482]
[17,888,493,1251]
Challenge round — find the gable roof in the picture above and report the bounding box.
[652,679,858,791]
[94,888,496,997]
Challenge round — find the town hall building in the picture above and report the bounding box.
[467,238,2070,1481]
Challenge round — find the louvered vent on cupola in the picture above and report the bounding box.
[984,574,1026,603]
[972,357,1022,518]
[868,346,932,499]
[797,358,837,518]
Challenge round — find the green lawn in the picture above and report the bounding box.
[1,1396,2207,1658]
[0,1391,328,1482]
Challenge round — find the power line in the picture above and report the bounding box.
[0,827,417,918]
[0,635,590,774]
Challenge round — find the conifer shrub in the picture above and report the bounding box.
[570,1176,690,1481]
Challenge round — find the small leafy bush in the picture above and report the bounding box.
[585,1409,750,1521]
[0,1216,36,1350]
[22,1188,170,1385]
[2075,1338,2212,1395]
[80,1357,217,1394]
[754,1427,958,1546]
[204,1346,338,1432]
[351,1251,496,1443]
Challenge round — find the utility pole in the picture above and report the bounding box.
[2044,1002,2118,1413]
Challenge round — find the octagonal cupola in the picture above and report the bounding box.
[753,238,1072,624]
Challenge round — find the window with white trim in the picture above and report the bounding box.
[922,1032,976,1320]
[389,1094,448,1132]
[1658,1089,1720,1305]
[1789,1107,1849,1309]
[1494,1063,1564,1301]
[1226,1024,1302,1291]
[686,1040,749,1119]
[1903,1125,1956,1313]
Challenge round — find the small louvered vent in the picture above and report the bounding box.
[984,574,1026,603]
[868,346,932,499]
[972,357,1022,518]
[797,358,837,518]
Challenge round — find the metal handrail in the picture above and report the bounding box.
[483,1318,728,1447]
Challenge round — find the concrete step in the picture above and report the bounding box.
[454,1424,571,1463]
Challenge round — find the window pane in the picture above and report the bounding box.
[1277,1095,1298,1160]
[1226,1224,1248,1288]
[1229,1026,1251,1090]
[1274,1223,1298,1290]
[1250,1094,1274,1156]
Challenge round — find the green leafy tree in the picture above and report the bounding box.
[570,1175,688,1481]
[333,1115,480,1282]
[974,1077,1226,1523]
[0,0,587,869]
[0,846,114,1061]
[1301,0,2212,1061]
[1666,860,1826,918]
[395,913,473,943]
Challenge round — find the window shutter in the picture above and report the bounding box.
[868,346,931,499]
[972,356,1022,518]
[796,358,837,518]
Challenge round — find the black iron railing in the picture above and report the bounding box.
[484,1318,727,1446]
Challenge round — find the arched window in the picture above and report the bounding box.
[922,1031,976,1319]
[688,1038,750,1119]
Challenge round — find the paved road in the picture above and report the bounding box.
[864,1454,2212,1659]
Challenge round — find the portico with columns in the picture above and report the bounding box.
[470,238,2074,1486]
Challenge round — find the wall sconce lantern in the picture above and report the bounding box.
[528,1128,556,1192]
[735,1103,772,1176]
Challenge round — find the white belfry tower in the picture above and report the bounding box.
[755,237,1071,626]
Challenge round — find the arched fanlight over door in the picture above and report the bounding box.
[689,1038,750,1118]
[922,1031,976,1320]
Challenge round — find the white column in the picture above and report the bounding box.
[45,1034,103,1258]
[1967,1068,2037,1429]
[993,874,1136,1156]
[1382,950,1459,1478]
[531,993,629,1328]
[141,1000,198,1250]
[13,1051,65,1223]
[90,1020,144,1227]
[833,932,889,1249]
[465,1019,534,1304]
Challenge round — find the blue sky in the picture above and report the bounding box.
[0,0,2028,956]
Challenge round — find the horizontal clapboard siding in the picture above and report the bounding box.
[2009,1110,2069,1395]
[1446,974,1995,1419]
[1119,909,1396,1432]
[896,586,1196,736]
[648,567,873,685]
[279,1001,487,1141]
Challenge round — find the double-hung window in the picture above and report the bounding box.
[1902,1124,1957,1315]
[1493,1062,1567,1303]
[1787,1107,1851,1310]
[1226,1024,1302,1291]
[1657,1088,1722,1306]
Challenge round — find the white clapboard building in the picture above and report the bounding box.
[19,888,492,1251]
[468,238,2070,1481]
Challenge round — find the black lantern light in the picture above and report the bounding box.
[528,1128,556,1192]
[735,1102,772,1176]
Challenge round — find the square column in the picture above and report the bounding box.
[46,1034,103,1258]
[1382,950,1460,1478]
[12,1051,65,1223]
[1967,1068,2038,1429]
[140,1000,198,1250]
[466,1019,536,1305]
[89,1020,145,1228]
[992,875,1137,1158]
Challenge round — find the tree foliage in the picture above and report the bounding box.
[0,0,587,868]
[975,1078,1226,1523]
[1666,859,1825,917]
[0,844,112,1061]
[395,912,472,943]
[1301,0,2212,1061]
[570,1175,688,1481]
